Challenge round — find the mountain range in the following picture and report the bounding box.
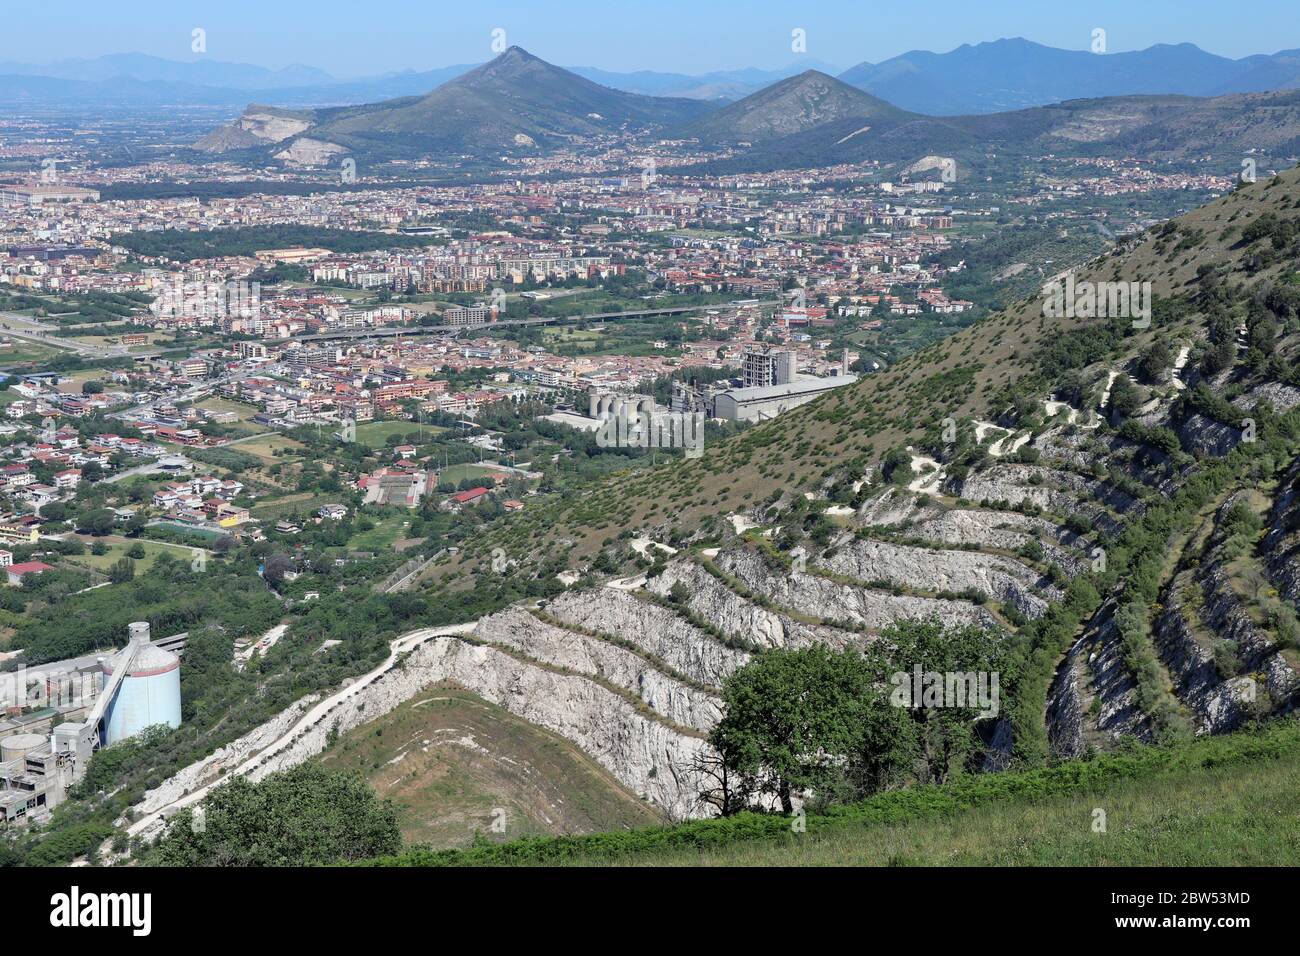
[9,39,1300,115]
[838,38,1300,114]
[191,48,1300,176]
[195,48,712,163]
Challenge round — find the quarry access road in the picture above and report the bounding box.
[125,620,477,838]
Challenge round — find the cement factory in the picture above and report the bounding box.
[0,622,182,825]
[545,345,858,440]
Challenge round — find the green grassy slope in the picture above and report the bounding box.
[318,683,664,848]
[366,716,1300,867]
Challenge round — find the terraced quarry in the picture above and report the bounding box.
[131,169,1300,860]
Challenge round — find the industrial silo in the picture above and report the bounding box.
[0,733,45,763]
[101,623,182,745]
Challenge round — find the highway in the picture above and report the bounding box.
[267,299,778,345]
[0,309,132,359]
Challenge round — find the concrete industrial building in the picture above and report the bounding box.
[741,346,796,389]
[587,386,656,421]
[0,623,182,825]
[711,372,859,423]
[0,183,100,207]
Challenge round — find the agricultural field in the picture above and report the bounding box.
[249,492,335,521]
[0,337,63,365]
[347,514,410,551]
[65,536,195,574]
[354,420,447,448]
[231,433,305,463]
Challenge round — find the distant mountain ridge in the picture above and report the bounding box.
[837,38,1300,114]
[190,46,1300,174]
[685,87,1300,176]
[195,47,715,163]
[9,39,1300,115]
[673,70,909,144]
[0,52,333,90]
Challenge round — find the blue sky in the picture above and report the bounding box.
[4,0,1299,76]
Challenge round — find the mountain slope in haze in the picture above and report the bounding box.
[0,52,333,90]
[196,47,716,162]
[838,38,1300,115]
[572,60,844,102]
[1215,48,1300,94]
[673,70,910,144]
[689,88,1300,176]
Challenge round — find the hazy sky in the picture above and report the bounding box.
[4,0,1299,76]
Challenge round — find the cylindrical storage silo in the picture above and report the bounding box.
[1,732,45,762]
[102,642,181,745]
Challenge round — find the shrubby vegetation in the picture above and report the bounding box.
[147,763,400,866]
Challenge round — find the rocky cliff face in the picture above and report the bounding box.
[816,535,1054,618]
[193,105,314,152]
[1048,613,1153,757]
[471,606,721,732]
[259,636,713,820]
[543,587,749,688]
[906,508,1090,577]
[134,632,715,831]
[646,558,857,649]
[713,546,998,631]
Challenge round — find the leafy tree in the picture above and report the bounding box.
[78,508,116,536]
[149,763,401,866]
[1137,340,1172,384]
[1108,372,1142,420]
[109,557,135,584]
[709,646,874,813]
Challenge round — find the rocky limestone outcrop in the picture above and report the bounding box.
[1151,589,1246,734]
[254,637,712,820]
[906,509,1089,576]
[646,558,856,650]
[543,587,748,688]
[1199,562,1278,668]
[131,693,321,818]
[1047,614,1153,757]
[1046,638,1088,758]
[713,547,998,632]
[1235,381,1300,414]
[856,487,932,526]
[1262,458,1300,604]
[193,106,314,152]
[1176,413,1242,457]
[274,136,347,166]
[471,606,721,731]
[816,536,1054,618]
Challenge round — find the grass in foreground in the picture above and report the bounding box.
[366,717,1300,867]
